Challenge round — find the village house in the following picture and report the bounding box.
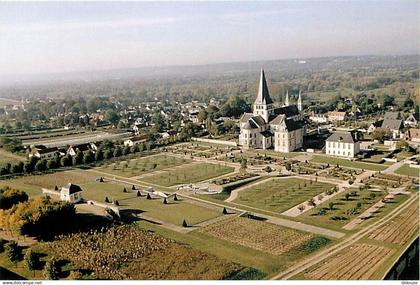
[404,112,419,127]
[325,131,360,158]
[309,113,329,124]
[367,120,383,134]
[380,112,404,139]
[123,134,148,147]
[29,146,62,159]
[327,111,348,122]
[405,128,420,143]
[66,143,98,156]
[60,183,83,203]
[239,69,305,152]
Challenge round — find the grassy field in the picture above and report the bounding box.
[395,164,419,177]
[296,188,385,230]
[0,149,26,166]
[234,178,334,214]
[142,163,234,187]
[311,155,388,171]
[0,169,97,196]
[98,154,190,178]
[66,180,223,226]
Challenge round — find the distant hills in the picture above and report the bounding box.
[1,54,418,86]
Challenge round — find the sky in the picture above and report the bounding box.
[0,1,419,76]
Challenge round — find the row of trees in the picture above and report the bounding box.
[0,195,77,240]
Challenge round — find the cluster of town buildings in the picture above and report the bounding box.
[238,69,419,158]
[25,69,420,160]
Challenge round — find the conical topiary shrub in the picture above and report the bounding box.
[137,191,141,197]
[54,185,58,191]
[174,194,178,201]
[123,187,127,193]
[182,220,188,227]
[163,198,167,204]
[132,185,136,190]
[99,177,104,182]
[147,193,151,200]
[222,207,228,215]
[105,197,109,203]
[114,200,119,206]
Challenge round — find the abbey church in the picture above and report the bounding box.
[239,69,306,152]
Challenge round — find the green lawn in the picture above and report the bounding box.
[311,155,387,171]
[128,198,222,226]
[234,178,334,214]
[98,154,190,177]
[142,163,234,187]
[80,181,222,226]
[0,169,98,197]
[296,188,385,230]
[0,150,26,166]
[395,164,419,178]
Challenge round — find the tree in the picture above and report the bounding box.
[73,150,83,165]
[0,187,29,210]
[298,204,305,212]
[328,202,335,211]
[344,193,351,201]
[182,219,188,227]
[285,162,292,171]
[113,146,122,157]
[136,191,141,197]
[105,110,120,126]
[219,95,251,117]
[35,159,48,172]
[60,155,72,167]
[11,162,24,174]
[5,241,20,264]
[151,112,166,133]
[197,109,208,123]
[105,197,109,203]
[43,258,60,280]
[47,159,56,170]
[383,95,395,108]
[307,198,316,207]
[0,239,6,253]
[372,129,391,143]
[83,150,94,164]
[114,200,119,206]
[24,249,37,273]
[95,149,104,161]
[403,97,414,108]
[396,140,409,151]
[222,207,228,214]
[104,149,113,159]
[240,158,247,171]
[123,146,130,156]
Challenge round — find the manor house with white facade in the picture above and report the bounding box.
[239,69,306,152]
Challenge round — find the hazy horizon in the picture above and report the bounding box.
[1,1,419,77]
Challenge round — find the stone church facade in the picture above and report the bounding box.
[239,69,306,153]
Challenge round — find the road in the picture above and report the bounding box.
[382,154,419,175]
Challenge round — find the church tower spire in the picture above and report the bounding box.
[284,90,290,107]
[253,68,274,122]
[297,90,303,111]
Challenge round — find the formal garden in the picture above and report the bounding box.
[233,178,334,214]
[98,154,190,177]
[142,163,234,187]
